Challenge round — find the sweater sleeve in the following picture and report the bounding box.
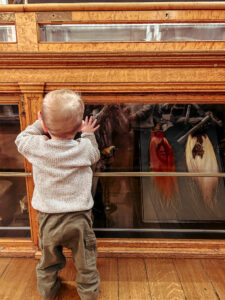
[80,132,100,165]
[15,120,48,163]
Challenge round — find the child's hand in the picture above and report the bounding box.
[81,116,100,134]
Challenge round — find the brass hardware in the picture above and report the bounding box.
[0,172,32,177]
[1,171,224,178]
[94,172,225,178]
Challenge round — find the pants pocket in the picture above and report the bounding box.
[84,233,97,265]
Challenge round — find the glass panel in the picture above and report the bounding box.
[0,25,16,42]
[86,103,225,238]
[0,104,30,237]
[0,105,24,171]
[0,176,30,238]
[40,23,225,42]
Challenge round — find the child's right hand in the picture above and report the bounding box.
[81,116,100,134]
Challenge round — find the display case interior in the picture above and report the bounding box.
[0,104,30,238]
[87,103,225,239]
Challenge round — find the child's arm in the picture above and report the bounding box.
[15,120,47,162]
[80,116,100,164]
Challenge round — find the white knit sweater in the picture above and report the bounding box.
[15,120,100,213]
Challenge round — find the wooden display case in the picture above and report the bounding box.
[0,2,225,258]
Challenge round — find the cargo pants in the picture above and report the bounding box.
[36,210,100,300]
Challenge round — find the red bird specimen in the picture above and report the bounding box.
[149,131,177,206]
[186,133,219,207]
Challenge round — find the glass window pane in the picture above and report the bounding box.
[40,23,225,42]
[86,103,225,173]
[0,105,24,171]
[86,103,225,238]
[0,176,30,238]
[0,104,30,238]
[0,25,16,42]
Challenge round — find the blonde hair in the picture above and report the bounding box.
[42,89,84,139]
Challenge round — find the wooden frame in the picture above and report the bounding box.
[0,2,225,258]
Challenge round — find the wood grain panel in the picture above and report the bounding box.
[71,10,225,23]
[202,259,225,300]
[97,258,118,300]
[1,68,225,84]
[0,12,15,23]
[145,258,185,300]
[174,259,218,299]
[37,11,72,23]
[0,43,17,52]
[39,41,225,53]
[118,258,151,300]
[18,83,44,245]
[16,12,38,52]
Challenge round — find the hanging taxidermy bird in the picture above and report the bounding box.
[185,133,219,207]
[149,130,177,206]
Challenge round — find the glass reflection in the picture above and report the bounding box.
[0,25,16,42]
[40,23,225,42]
[0,104,30,237]
[86,103,225,237]
[0,105,24,171]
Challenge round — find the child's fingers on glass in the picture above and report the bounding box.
[93,124,100,132]
[91,119,97,127]
[84,116,88,124]
[88,116,93,125]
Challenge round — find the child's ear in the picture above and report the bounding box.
[38,111,48,133]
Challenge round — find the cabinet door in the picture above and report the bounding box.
[0,103,31,238]
[85,102,225,239]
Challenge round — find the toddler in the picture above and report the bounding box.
[15,89,100,300]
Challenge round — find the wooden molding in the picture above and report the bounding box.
[1,82,225,101]
[1,52,225,69]
[2,3,225,13]
[0,239,36,258]
[2,238,225,259]
[34,238,225,259]
[18,82,45,93]
[45,82,225,93]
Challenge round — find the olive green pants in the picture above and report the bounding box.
[37,210,100,300]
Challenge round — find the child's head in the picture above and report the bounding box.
[41,89,84,139]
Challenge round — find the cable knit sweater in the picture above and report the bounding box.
[15,120,100,213]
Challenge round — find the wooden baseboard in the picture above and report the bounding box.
[0,239,36,258]
[1,238,225,259]
[34,238,225,260]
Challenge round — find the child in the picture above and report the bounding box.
[15,89,100,300]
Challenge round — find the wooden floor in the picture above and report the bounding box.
[1,257,225,299]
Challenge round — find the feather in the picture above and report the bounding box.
[149,131,177,206]
[185,134,219,206]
